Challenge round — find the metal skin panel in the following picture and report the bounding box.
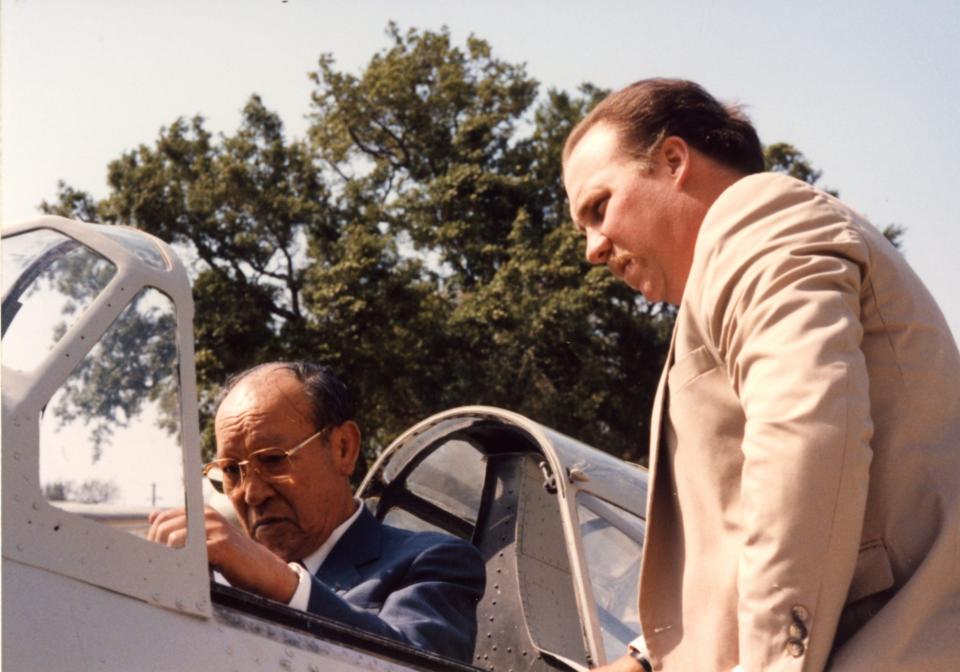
[2,216,209,621]
[470,453,581,672]
[515,455,591,667]
[2,559,447,672]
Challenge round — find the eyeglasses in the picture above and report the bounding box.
[202,427,330,494]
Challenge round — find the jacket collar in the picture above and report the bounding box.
[315,505,382,589]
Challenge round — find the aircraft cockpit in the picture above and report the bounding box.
[3,217,648,672]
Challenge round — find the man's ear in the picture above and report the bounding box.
[659,136,691,186]
[331,420,362,477]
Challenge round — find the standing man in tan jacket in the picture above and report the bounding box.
[563,79,960,671]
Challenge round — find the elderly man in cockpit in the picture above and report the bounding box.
[148,361,485,662]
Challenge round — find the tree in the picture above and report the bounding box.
[305,25,671,459]
[764,142,834,192]
[309,23,538,290]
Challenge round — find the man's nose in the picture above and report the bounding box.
[242,469,275,507]
[585,228,611,265]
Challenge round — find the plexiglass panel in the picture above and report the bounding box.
[93,224,169,271]
[39,287,185,540]
[406,438,485,524]
[577,492,644,658]
[1,228,116,371]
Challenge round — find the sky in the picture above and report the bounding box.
[3,1,959,331]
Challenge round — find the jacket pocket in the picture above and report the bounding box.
[668,345,719,393]
[846,539,894,604]
[835,540,896,647]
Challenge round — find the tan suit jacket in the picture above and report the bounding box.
[638,173,960,671]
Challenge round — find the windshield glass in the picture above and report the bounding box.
[577,492,644,659]
[40,286,185,535]
[405,438,485,524]
[2,228,116,372]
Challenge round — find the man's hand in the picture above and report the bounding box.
[147,505,299,603]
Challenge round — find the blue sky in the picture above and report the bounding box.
[3,0,959,338]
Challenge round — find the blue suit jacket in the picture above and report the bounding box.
[305,507,485,662]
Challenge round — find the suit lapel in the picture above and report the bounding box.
[639,319,677,596]
[647,320,678,483]
[315,506,383,591]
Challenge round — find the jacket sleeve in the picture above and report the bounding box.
[305,535,485,662]
[701,195,874,671]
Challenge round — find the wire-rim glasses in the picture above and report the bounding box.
[202,427,330,494]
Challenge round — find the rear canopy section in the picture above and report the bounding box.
[359,406,649,668]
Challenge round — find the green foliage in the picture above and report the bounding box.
[42,25,891,468]
[309,24,539,290]
[41,182,101,222]
[764,142,828,189]
[445,213,669,457]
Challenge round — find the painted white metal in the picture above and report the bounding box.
[4,558,439,672]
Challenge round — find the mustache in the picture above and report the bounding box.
[608,251,637,275]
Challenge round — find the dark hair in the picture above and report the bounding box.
[564,78,765,175]
[218,361,355,430]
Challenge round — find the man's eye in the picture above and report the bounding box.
[258,452,287,467]
[222,463,241,477]
[593,198,608,221]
